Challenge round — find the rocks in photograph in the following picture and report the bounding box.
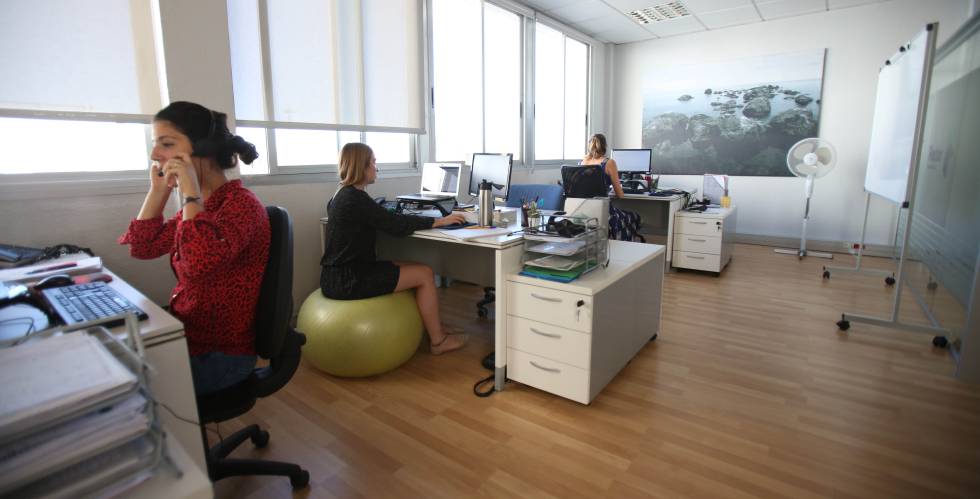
[678,94,694,101]
[643,112,689,146]
[687,114,721,150]
[742,97,771,118]
[770,108,816,146]
[704,88,712,94]
[794,94,813,106]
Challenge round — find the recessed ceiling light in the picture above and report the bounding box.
[627,1,690,24]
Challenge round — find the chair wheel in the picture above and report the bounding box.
[837,319,850,331]
[822,270,830,279]
[477,306,488,318]
[290,469,310,489]
[251,430,270,448]
[927,281,938,290]
[649,333,658,342]
[885,276,896,286]
[932,336,948,348]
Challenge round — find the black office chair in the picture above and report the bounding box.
[195,206,310,489]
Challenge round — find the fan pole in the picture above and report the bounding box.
[775,173,834,259]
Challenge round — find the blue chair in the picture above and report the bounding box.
[477,184,564,318]
[504,183,564,211]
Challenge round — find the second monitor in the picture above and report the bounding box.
[468,153,513,201]
[611,149,652,174]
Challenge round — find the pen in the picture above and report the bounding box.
[26,262,78,275]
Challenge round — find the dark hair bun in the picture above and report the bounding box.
[231,135,258,165]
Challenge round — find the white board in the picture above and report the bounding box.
[864,26,936,204]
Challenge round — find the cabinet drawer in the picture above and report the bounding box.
[672,234,721,254]
[507,282,592,333]
[675,217,723,237]
[507,316,591,368]
[672,250,721,272]
[507,349,590,404]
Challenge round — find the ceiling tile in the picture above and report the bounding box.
[698,4,762,29]
[593,25,655,44]
[547,0,608,23]
[756,0,827,20]
[601,0,657,12]
[827,0,885,9]
[641,14,706,37]
[681,0,753,12]
[522,0,584,12]
[574,13,641,34]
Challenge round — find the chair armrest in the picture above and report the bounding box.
[253,329,306,398]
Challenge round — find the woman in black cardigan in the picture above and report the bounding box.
[320,143,467,355]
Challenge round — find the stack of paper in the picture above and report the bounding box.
[0,256,103,284]
[0,333,150,497]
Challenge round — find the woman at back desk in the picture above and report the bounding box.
[581,133,644,242]
[321,143,468,355]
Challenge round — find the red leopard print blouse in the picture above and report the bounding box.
[119,180,270,356]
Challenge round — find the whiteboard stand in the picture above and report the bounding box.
[836,24,950,340]
[822,191,897,282]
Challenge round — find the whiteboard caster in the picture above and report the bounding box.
[885,276,896,286]
[932,336,948,348]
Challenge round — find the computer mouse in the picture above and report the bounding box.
[34,274,74,290]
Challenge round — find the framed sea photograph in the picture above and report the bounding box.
[642,49,826,176]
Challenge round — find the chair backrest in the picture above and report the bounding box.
[254,205,293,359]
[561,165,609,199]
[504,184,564,210]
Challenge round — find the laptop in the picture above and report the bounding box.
[398,163,461,202]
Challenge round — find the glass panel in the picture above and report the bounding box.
[266,0,337,123]
[564,38,588,161]
[366,132,411,165]
[432,0,482,162]
[0,118,147,174]
[274,129,339,166]
[483,3,521,160]
[227,0,267,121]
[534,22,564,161]
[235,127,269,175]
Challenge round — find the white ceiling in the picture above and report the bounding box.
[518,0,890,44]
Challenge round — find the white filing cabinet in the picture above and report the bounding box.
[505,241,665,404]
[672,207,736,274]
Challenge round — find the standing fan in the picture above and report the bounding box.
[774,138,837,259]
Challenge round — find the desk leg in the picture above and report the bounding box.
[494,245,525,391]
[666,198,682,269]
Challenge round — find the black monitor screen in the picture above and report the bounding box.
[611,149,652,173]
[468,153,513,200]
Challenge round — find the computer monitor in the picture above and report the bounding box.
[467,153,513,200]
[611,149,652,173]
[419,162,461,196]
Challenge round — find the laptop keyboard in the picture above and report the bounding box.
[41,282,148,328]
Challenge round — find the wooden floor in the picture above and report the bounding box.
[213,244,980,499]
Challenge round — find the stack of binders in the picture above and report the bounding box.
[0,331,161,497]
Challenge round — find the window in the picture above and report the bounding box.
[534,22,589,163]
[432,0,523,163]
[227,0,422,174]
[0,0,162,176]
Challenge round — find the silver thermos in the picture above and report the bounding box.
[478,179,500,227]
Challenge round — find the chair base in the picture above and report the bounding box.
[202,424,309,489]
[476,287,495,318]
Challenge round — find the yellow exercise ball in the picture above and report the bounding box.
[297,289,424,377]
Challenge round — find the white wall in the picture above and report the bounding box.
[612,0,970,245]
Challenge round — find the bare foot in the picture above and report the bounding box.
[430,332,467,355]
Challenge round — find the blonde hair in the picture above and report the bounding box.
[338,142,374,186]
[587,133,607,159]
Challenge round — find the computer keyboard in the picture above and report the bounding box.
[0,243,44,263]
[40,282,148,328]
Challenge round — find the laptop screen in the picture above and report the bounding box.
[420,163,461,196]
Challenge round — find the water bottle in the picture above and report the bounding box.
[478,179,500,226]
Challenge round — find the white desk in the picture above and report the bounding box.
[320,216,525,390]
[610,193,685,264]
[3,260,210,496]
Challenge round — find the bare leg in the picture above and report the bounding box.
[394,262,465,354]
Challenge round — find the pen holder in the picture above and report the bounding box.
[521,207,529,228]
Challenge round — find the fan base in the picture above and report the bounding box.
[774,248,834,259]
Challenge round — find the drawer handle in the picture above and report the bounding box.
[688,255,705,260]
[687,238,706,242]
[690,221,707,224]
[530,361,561,373]
[530,327,562,339]
[530,293,562,303]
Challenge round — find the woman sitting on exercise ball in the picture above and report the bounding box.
[320,143,468,355]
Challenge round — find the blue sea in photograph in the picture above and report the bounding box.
[641,78,823,177]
